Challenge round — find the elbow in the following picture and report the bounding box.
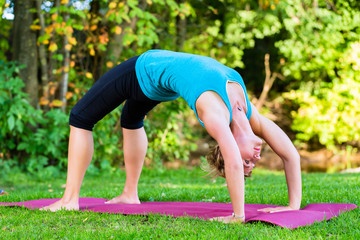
[281,151,300,164]
[291,152,300,163]
[282,152,301,170]
[225,161,243,172]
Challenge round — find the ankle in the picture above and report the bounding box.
[122,189,139,200]
[61,192,79,204]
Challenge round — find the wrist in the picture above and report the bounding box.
[289,204,300,210]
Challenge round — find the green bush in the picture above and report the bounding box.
[0,61,68,175]
[91,106,123,171]
[284,41,360,152]
[145,99,198,166]
[274,1,360,152]
[0,61,199,174]
[91,98,199,169]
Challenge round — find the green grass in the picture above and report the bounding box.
[1,167,359,239]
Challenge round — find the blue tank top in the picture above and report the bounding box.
[135,50,252,127]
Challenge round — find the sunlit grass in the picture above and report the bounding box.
[1,167,359,239]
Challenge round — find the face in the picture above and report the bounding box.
[235,134,263,176]
[230,104,263,176]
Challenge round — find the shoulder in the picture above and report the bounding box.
[248,103,268,137]
[249,103,260,122]
[196,92,231,139]
[196,91,230,125]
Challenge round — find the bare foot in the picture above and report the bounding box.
[105,193,140,204]
[40,199,79,212]
[210,215,245,224]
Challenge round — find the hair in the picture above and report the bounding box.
[203,145,252,179]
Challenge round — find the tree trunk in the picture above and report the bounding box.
[59,13,70,112]
[48,0,60,104]
[13,0,38,108]
[107,28,125,63]
[106,0,147,66]
[35,0,50,111]
[89,0,103,80]
[176,0,187,51]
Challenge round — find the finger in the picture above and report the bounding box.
[269,209,283,213]
[257,208,273,212]
[268,208,292,213]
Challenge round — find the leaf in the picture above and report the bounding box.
[65,44,72,51]
[68,37,77,45]
[38,34,51,44]
[106,61,114,68]
[109,2,117,9]
[39,98,50,106]
[51,100,64,107]
[17,142,28,151]
[65,26,73,34]
[51,13,58,21]
[85,72,93,79]
[66,92,73,100]
[30,25,41,31]
[72,24,84,30]
[7,115,15,131]
[98,35,108,45]
[48,42,58,52]
[114,26,122,35]
[89,48,95,56]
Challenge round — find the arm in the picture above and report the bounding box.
[250,104,302,212]
[203,113,246,223]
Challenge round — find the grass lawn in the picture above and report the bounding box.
[0,167,359,239]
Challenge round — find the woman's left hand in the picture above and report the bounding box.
[257,206,299,213]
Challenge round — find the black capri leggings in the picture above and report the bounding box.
[69,56,161,131]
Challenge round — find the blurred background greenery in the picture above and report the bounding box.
[0,0,359,176]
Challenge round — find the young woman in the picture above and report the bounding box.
[42,50,302,223]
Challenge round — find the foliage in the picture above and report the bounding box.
[91,106,123,170]
[1,0,360,172]
[0,61,68,176]
[184,0,360,154]
[0,0,10,61]
[90,99,198,169]
[0,61,198,173]
[0,0,199,172]
[145,99,198,166]
[0,168,359,239]
[184,0,282,68]
[277,1,360,152]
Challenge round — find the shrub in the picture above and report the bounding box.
[284,41,360,152]
[0,61,68,175]
[0,60,201,175]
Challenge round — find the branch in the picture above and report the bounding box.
[256,54,278,110]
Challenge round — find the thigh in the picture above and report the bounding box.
[70,56,139,130]
[121,98,161,129]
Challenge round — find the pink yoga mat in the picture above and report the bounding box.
[0,198,357,229]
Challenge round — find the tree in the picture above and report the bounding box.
[13,0,38,107]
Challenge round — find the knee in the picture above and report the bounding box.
[121,117,144,130]
[69,110,94,131]
[121,101,146,130]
